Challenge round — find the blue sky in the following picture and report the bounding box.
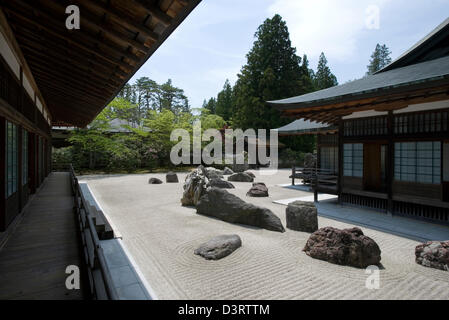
[131,0,449,109]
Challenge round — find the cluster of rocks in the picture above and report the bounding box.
[181,166,284,233]
[178,166,448,271]
[148,172,179,184]
[284,201,382,268]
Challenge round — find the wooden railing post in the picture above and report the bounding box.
[69,163,119,300]
[292,166,295,186]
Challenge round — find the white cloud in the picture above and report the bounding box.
[267,0,390,61]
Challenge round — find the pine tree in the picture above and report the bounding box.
[367,44,392,75]
[202,98,217,114]
[232,14,308,130]
[299,54,315,93]
[314,52,338,90]
[215,79,233,121]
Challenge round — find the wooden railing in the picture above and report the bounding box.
[69,164,118,300]
[291,166,338,201]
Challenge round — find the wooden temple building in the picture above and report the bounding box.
[269,18,449,225]
[0,0,200,230]
[0,0,201,300]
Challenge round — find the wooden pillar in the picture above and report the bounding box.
[316,134,321,170]
[0,116,6,231]
[29,132,36,194]
[387,111,394,215]
[337,117,344,204]
[18,126,23,211]
[291,166,295,186]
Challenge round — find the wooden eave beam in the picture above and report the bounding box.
[13,27,128,79]
[3,6,133,71]
[32,72,112,103]
[86,0,160,42]
[133,0,173,27]
[23,51,120,89]
[14,0,142,64]
[282,86,449,119]
[51,0,150,53]
[29,64,115,99]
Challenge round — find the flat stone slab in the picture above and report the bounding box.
[194,235,242,260]
[415,241,449,271]
[286,200,318,233]
[166,172,179,183]
[148,177,163,184]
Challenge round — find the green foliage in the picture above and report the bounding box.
[118,77,190,116]
[202,98,217,114]
[64,94,227,172]
[232,14,307,131]
[367,43,392,75]
[52,147,73,167]
[215,79,233,121]
[314,52,338,90]
[201,14,330,154]
[279,148,306,168]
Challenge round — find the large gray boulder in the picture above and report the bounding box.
[148,177,163,184]
[196,187,285,233]
[181,166,208,206]
[244,171,256,179]
[303,227,381,268]
[415,241,449,271]
[228,172,254,182]
[246,182,269,197]
[223,167,234,175]
[286,201,318,233]
[205,167,224,180]
[166,172,179,183]
[208,178,235,189]
[232,163,249,173]
[194,234,242,260]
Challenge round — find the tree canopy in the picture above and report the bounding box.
[367,43,392,75]
[201,14,339,153]
[314,52,338,90]
[232,14,308,130]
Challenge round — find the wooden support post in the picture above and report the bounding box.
[315,139,319,203]
[29,132,36,194]
[387,110,394,215]
[18,126,22,211]
[0,116,6,231]
[291,166,295,186]
[337,117,344,204]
